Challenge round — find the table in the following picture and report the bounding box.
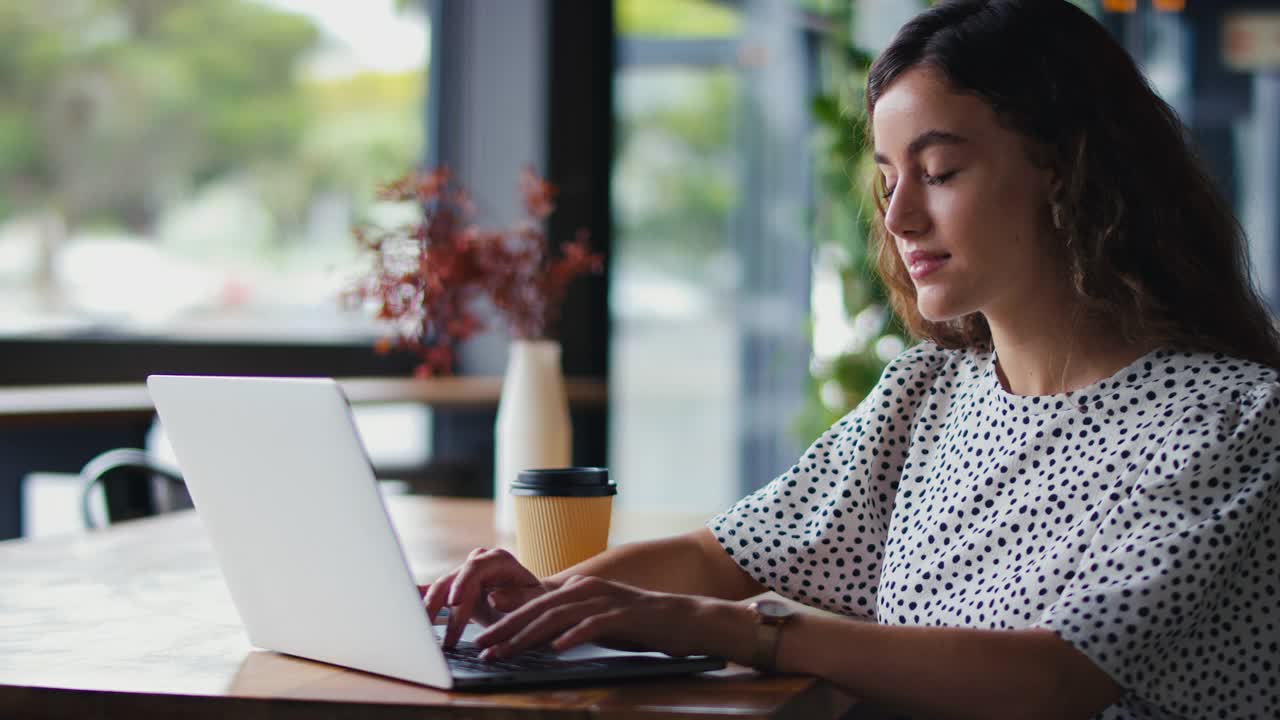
[0,496,855,719]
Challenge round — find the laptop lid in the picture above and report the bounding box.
[147,375,454,688]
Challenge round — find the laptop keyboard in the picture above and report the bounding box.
[442,640,611,673]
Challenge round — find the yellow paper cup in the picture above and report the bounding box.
[511,468,616,578]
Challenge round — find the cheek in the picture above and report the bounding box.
[926,189,992,258]
[932,175,1046,259]
[988,165,1052,229]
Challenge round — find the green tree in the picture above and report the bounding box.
[0,0,319,225]
[613,70,738,276]
[615,0,739,36]
[0,0,317,299]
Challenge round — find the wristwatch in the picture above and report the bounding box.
[746,598,796,672]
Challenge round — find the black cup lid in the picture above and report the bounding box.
[510,467,616,497]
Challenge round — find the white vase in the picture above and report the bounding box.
[494,339,572,534]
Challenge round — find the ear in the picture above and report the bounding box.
[1023,137,1063,201]
[1050,134,1090,203]
[1041,155,1064,201]
[1038,158,1066,232]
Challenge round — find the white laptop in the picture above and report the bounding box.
[146,374,725,690]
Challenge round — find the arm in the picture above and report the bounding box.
[546,528,765,600]
[771,608,1120,720]
[480,585,1121,720]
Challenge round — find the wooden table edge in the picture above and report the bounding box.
[0,375,608,425]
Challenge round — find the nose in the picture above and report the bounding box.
[882,179,929,239]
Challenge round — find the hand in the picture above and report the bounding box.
[472,575,716,660]
[420,547,552,648]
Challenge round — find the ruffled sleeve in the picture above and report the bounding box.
[708,343,948,617]
[1036,382,1280,719]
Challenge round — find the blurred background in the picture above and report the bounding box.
[3,0,1279,537]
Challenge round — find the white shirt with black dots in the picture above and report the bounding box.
[711,342,1280,720]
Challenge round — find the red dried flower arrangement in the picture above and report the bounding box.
[344,167,603,377]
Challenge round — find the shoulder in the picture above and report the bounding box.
[823,342,957,435]
[880,340,979,380]
[874,341,989,401]
[1155,349,1279,410]
[1149,350,1280,446]
[844,341,985,429]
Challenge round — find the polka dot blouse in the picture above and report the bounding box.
[710,343,1280,719]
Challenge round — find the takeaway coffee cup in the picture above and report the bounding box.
[511,467,616,578]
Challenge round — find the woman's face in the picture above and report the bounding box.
[871,65,1061,325]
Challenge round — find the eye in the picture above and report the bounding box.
[923,170,957,186]
[877,172,897,200]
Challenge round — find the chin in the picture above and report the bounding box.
[914,288,971,323]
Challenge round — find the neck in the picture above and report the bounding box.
[986,306,1153,397]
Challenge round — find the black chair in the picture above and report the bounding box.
[78,448,189,529]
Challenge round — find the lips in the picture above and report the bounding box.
[905,250,950,280]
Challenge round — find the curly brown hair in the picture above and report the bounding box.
[865,0,1280,369]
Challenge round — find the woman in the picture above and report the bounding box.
[424,2,1280,718]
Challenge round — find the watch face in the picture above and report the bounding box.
[754,599,794,620]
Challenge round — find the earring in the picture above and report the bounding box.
[1051,202,1065,231]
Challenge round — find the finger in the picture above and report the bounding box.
[448,548,534,605]
[480,597,612,658]
[443,547,525,644]
[444,598,469,648]
[484,575,609,635]
[442,550,504,640]
[487,584,544,612]
[418,583,448,624]
[423,572,459,624]
[446,548,536,635]
[488,599,615,658]
[551,610,625,652]
[474,583,580,648]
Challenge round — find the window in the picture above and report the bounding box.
[0,0,429,345]
[611,0,813,513]
[1102,2,1280,310]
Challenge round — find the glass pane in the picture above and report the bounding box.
[1118,5,1280,310]
[0,0,428,340]
[610,62,743,514]
[1220,11,1280,309]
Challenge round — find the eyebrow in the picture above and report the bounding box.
[872,129,969,165]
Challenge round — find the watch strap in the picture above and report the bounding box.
[750,618,781,671]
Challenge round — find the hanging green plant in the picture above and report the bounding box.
[793,1,907,443]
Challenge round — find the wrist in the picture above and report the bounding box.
[688,597,758,665]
